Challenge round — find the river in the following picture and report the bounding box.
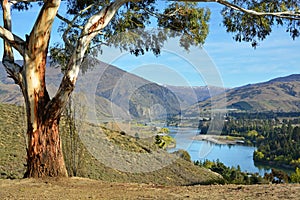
[167,127,272,176]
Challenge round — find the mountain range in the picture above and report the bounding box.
[1,60,300,120]
[186,74,300,114]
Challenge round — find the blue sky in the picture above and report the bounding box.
[0,2,299,88]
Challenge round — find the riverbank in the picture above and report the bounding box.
[254,160,296,172]
[192,135,245,145]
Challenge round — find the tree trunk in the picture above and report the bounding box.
[25,118,67,178]
[22,54,68,178]
[17,0,68,178]
[23,56,68,177]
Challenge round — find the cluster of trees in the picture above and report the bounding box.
[229,111,300,120]
[194,160,266,184]
[264,167,300,183]
[254,122,300,168]
[222,115,300,167]
[195,160,300,184]
[199,114,300,168]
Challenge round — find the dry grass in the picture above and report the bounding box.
[1,178,300,200]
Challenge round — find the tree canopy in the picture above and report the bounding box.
[53,0,300,58]
[2,0,300,64]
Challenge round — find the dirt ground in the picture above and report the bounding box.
[1,178,300,200]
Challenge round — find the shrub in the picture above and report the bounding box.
[173,149,191,162]
[291,167,300,183]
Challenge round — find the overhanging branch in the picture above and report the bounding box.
[173,0,300,20]
[47,0,137,120]
[56,3,96,52]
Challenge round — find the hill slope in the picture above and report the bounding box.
[0,60,182,120]
[0,103,222,185]
[186,74,300,113]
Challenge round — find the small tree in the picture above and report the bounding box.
[290,167,300,183]
[61,94,86,177]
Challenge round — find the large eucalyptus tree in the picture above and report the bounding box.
[0,0,299,178]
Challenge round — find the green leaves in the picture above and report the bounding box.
[51,0,300,63]
[53,0,212,61]
[222,0,300,47]
[158,2,210,50]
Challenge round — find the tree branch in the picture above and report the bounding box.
[140,3,181,18]
[56,14,84,30]
[47,0,137,120]
[1,0,24,84]
[56,14,78,51]
[27,0,61,58]
[0,27,26,56]
[9,0,41,3]
[174,0,300,20]
[56,3,97,51]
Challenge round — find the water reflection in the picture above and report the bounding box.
[167,127,271,176]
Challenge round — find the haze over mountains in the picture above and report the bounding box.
[1,60,300,120]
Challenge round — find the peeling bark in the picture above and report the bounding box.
[25,118,67,178]
[21,0,69,178]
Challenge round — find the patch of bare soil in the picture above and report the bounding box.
[1,178,299,200]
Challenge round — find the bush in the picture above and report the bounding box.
[154,135,175,149]
[291,167,300,183]
[173,149,191,162]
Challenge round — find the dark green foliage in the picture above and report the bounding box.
[198,119,209,134]
[9,1,300,62]
[199,125,208,134]
[50,1,211,65]
[158,2,210,50]
[254,124,300,168]
[222,0,300,47]
[195,160,266,184]
[11,2,32,11]
[264,168,290,183]
[155,134,162,144]
[230,101,253,111]
[220,112,300,168]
